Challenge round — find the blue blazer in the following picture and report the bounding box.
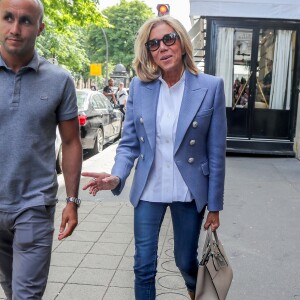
[112,71,227,212]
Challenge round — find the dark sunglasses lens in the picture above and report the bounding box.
[145,33,177,51]
[146,40,159,51]
[163,33,177,45]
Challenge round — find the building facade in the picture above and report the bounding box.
[189,0,300,157]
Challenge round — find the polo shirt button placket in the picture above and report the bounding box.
[12,75,21,109]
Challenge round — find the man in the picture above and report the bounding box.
[261,60,273,104]
[116,82,128,116]
[103,78,117,105]
[0,0,82,299]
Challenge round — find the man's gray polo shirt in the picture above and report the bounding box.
[0,51,78,212]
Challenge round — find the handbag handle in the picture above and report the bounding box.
[203,227,220,250]
[200,226,222,265]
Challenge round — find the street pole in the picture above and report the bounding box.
[101,27,109,85]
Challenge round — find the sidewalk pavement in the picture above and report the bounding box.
[1,143,300,300]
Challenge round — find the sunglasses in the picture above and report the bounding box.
[145,32,179,52]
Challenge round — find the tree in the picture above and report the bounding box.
[41,0,109,32]
[87,0,154,76]
[38,0,109,76]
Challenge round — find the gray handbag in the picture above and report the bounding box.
[195,227,233,300]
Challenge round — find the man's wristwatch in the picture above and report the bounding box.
[66,197,81,208]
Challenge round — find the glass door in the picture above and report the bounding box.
[216,27,253,138]
[215,25,296,140]
[252,28,296,139]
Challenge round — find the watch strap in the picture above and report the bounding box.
[66,197,81,207]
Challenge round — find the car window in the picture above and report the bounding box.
[100,93,113,110]
[91,95,102,109]
[76,91,89,110]
[94,94,106,109]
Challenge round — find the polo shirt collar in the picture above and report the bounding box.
[0,50,40,72]
[0,54,7,69]
[26,50,40,71]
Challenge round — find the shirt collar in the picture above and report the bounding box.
[0,54,7,69]
[0,50,40,72]
[26,50,40,71]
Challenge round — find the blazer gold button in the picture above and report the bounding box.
[188,158,194,163]
[140,137,145,143]
[190,140,196,146]
[140,154,144,160]
[192,121,198,128]
[140,117,144,124]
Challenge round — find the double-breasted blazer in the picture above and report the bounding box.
[111,70,227,212]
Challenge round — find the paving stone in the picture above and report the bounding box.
[68,268,114,286]
[105,222,134,234]
[90,242,128,256]
[84,213,115,223]
[43,282,64,300]
[103,287,134,300]
[118,256,133,271]
[98,231,134,244]
[76,221,109,232]
[110,270,135,288]
[63,230,103,242]
[54,240,94,254]
[51,252,85,267]
[55,284,107,300]
[80,254,122,269]
[48,266,76,283]
[157,274,186,290]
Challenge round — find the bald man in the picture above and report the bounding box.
[0,0,82,298]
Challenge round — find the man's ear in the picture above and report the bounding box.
[38,23,45,36]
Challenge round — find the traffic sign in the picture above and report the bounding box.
[90,64,102,76]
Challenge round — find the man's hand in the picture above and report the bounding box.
[203,211,220,231]
[58,203,78,240]
[82,172,120,196]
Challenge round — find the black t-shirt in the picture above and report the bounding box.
[103,86,114,104]
[103,85,113,94]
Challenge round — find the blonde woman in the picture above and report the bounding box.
[82,16,227,300]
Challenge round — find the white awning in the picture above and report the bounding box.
[190,0,300,20]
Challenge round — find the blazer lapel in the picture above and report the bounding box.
[140,80,161,152]
[174,72,208,154]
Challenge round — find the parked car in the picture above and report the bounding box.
[76,89,123,154]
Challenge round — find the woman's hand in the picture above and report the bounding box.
[81,172,120,196]
[203,211,220,231]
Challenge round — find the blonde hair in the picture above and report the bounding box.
[133,16,198,82]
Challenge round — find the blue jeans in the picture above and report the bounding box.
[134,200,205,300]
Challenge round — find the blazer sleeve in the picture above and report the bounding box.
[111,77,140,195]
[207,77,227,211]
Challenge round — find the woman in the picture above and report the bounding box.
[82,16,227,300]
[116,81,128,116]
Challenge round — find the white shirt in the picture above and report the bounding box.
[116,88,128,105]
[140,72,193,203]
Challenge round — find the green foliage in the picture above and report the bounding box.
[41,0,108,31]
[37,0,154,83]
[37,0,108,76]
[88,0,154,75]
